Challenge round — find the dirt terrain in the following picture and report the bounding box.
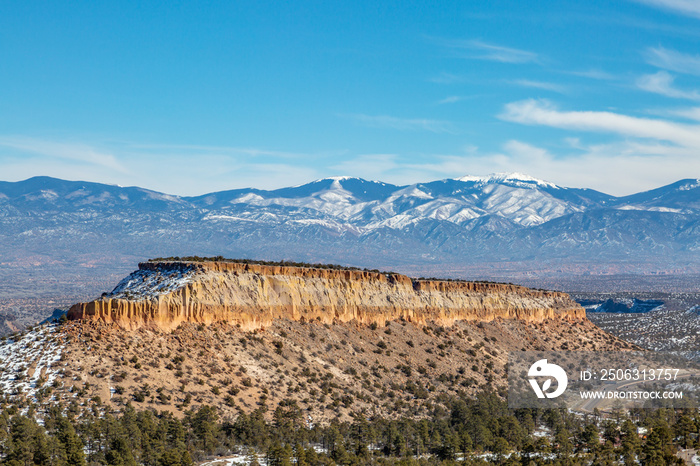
[0,315,631,423]
[0,260,633,423]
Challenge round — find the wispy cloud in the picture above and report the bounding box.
[646,46,700,76]
[328,140,696,196]
[0,136,324,195]
[499,98,700,148]
[509,79,569,93]
[343,114,457,133]
[436,95,473,105]
[670,107,700,121]
[566,69,617,80]
[470,139,700,195]
[432,38,540,64]
[0,136,127,173]
[633,0,700,19]
[637,71,700,100]
[127,143,307,159]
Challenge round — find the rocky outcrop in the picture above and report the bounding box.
[68,261,586,331]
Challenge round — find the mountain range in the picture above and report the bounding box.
[2,173,700,290]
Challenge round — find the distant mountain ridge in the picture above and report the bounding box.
[2,173,700,282]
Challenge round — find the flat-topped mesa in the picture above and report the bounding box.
[67,261,586,331]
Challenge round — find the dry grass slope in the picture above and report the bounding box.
[2,315,633,424]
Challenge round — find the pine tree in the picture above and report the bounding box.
[294,442,308,466]
[8,415,36,466]
[620,419,640,466]
[105,437,136,465]
[267,441,293,466]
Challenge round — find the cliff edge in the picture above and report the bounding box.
[67,261,586,331]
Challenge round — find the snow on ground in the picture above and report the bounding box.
[457,172,559,189]
[199,454,267,465]
[0,324,65,399]
[108,265,196,300]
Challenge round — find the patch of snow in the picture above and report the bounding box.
[318,189,353,204]
[200,452,267,465]
[457,175,484,182]
[203,214,256,222]
[24,190,59,201]
[679,181,700,191]
[142,190,183,203]
[65,189,90,199]
[231,193,265,204]
[616,205,683,213]
[404,187,433,199]
[456,172,559,189]
[107,265,195,300]
[292,218,360,234]
[83,191,115,204]
[385,186,433,202]
[366,214,419,230]
[0,325,65,400]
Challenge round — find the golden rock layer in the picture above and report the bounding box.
[67,261,586,331]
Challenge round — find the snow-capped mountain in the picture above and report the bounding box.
[187,173,609,231]
[1,174,700,279]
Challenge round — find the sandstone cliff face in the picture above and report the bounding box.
[67,261,586,331]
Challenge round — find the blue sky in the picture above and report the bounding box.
[2,0,700,195]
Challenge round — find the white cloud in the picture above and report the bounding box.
[326,140,698,195]
[566,69,617,80]
[343,114,457,133]
[670,107,700,120]
[499,98,700,148]
[0,137,324,195]
[634,0,700,19]
[0,136,127,173]
[437,96,464,104]
[636,71,700,100]
[509,79,568,93]
[2,121,697,198]
[129,143,307,159]
[491,99,700,194]
[473,140,699,195]
[645,46,700,76]
[432,38,540,64]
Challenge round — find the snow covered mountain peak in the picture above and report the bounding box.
[308,176,366,185]
[2,175,700,275]
[456,172,559,189]
[679,180,700,191]
[289,176,357,188]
